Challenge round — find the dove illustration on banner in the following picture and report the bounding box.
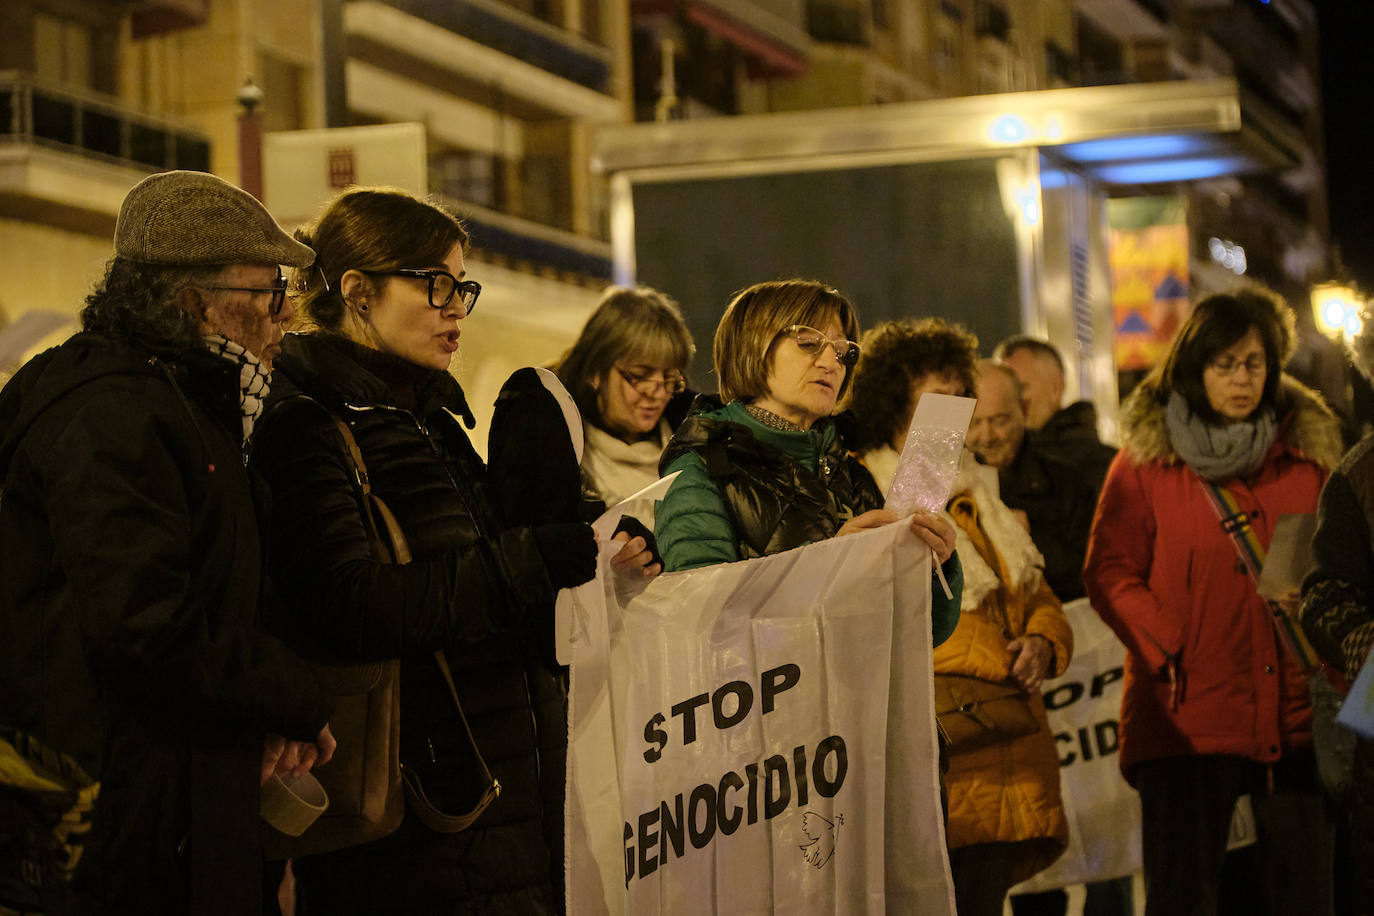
[799,812,844,869]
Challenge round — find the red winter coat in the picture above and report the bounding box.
[1083,377,1341,782]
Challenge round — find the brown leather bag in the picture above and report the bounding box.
[263,413,499,858]
[933,674,1039,754]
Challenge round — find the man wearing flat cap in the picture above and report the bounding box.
[0,171,334,915]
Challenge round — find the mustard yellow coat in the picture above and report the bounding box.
[934,489,1073,885]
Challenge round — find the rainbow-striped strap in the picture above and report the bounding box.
[1198,479,1320,671]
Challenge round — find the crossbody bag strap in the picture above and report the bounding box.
[329,415,393,562]
[401,653,502,833]
[330,413,500,832]
[1196,477,1320,671]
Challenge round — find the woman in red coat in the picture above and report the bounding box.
[1083,286,1342,915]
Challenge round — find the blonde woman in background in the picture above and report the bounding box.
[555,285,695,516]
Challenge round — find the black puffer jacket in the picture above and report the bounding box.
[659,396,884,560]
[251,334,565,914]
[0,332,328,916]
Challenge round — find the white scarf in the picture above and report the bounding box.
[581,420,672,509]
[864,446,1043,611]
[203,334,270,444]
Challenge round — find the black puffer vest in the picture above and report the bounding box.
[661,398,884,559]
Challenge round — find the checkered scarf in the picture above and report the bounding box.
[203,334,271,444]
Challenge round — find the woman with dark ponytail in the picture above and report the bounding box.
[253,187,597,913]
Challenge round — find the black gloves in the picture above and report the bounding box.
[533,522,598,590]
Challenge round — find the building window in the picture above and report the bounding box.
[257,52,306,134]
[807,0,867,46]
[1076,13,1124,86]
[34,12,93,89]
[974,1,1010,42]
[1045,39,1078,84]
[431,148,502,210]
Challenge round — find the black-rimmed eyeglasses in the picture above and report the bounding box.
[368,268,481,314]
[781,325,861,368]
[201,275,290,317]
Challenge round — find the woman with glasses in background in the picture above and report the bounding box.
[554,285,695,516]
[250,187,604,913]
[653,279,961,608]
[1084,286,1342,916]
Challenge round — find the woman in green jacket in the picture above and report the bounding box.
[654,279,962,642]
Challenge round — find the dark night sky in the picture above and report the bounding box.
[1316,2,1374,288]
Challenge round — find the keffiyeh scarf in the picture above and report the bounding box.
[203,334,271,444]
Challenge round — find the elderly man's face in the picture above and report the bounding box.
[967,369,1026,471]
[1001,348,1063,430]
[199,264,293,369]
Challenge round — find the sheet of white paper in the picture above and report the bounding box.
[885,393,977,517]
[589,471,680,542]
[1336,649,1374,739]
[1256,513,1317,600]
[556,472,681,665]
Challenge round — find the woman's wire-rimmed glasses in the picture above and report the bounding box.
[782,325,861,368]
[616,366,686,398]
[1207,355,1267,378]
[368,268,481,314]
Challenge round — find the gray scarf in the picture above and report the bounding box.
[1165,390,1277,482]
[203,334,271,445]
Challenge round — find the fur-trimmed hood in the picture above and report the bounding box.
[1119,373,1342,472]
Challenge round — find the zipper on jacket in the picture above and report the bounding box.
[344,399,547,795]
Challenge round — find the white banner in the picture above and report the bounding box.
[1013,598,1142,892]
[565,524,956,915]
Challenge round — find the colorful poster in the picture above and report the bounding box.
[1108,197,1190,372]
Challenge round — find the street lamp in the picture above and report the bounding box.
[1311,280,1364,343]
[237,76,264,201]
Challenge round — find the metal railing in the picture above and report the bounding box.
[368,0,613,94]
[440,193,613,282]
[0,71,211,172]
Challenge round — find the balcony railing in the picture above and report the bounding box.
[366,0,613,94]
[443,194,613,283]
[0,72,210,173]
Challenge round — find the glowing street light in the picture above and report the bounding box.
[1310,280,1364,343]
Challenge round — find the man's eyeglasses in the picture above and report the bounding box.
[201,275,289,317]
[1207,355,1267,378]
[782,325,861,368]
[616,366,687,398]
[369,268,481,314]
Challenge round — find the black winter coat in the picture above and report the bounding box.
[0,332,329,916]
[251,333,565,914]
[1035,400,1117,492]
[996,435,1099,603]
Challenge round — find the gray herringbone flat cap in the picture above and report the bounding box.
[114,170,314,268]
